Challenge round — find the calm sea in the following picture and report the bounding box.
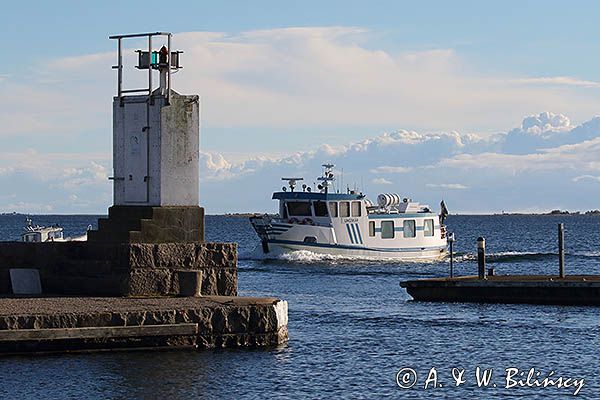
[1,214,600,399]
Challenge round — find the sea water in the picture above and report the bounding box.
[1,214,599,399]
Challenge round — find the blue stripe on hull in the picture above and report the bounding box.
[346,224,354,244]
[350,224,359,244]
[355,224,363,244]
[268,239,447,253]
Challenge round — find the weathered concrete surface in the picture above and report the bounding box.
[0,296,288,353]
[159,93,200,207]
[0,242,236,297]
[112,92,199,207]
[401,275,600,305]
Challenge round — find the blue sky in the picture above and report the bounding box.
[1,1,600,213]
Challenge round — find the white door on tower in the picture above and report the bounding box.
[123,101,148,203]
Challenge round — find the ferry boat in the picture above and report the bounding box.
[21,217,89,242]
[250,164,449,260]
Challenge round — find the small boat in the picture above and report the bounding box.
[250,164,449,260]
[21,217,90,242]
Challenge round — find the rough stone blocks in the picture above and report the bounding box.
[0,241,237,297]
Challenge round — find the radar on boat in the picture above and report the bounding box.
[282,177,303,192]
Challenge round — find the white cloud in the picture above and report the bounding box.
[441,137,600,175]
[370,166,413,174]
[426,183,468,190]
[4,202,54,213]
[0,167,14,176]
[0,150,111,213]
[502,112,600,154]
[198,113,600,213]
[572,175,600,183]
[510,76,600,88]
[2,26,600,213]
[372,178,393,185]
[4,27,600,142]
[58,162,108,190]
[521,112,571,134]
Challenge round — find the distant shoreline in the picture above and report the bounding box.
[2,210,600,217]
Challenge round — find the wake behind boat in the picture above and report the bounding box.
[250,164,449,260]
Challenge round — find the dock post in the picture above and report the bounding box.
[448,233,455,278]
[477,237,486,279]
[558,223,565,278]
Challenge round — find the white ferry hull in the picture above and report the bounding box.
[265,240,446,261]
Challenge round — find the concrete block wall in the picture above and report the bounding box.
[0,242,237,297]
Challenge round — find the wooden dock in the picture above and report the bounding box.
[401,224,600,306]
[400,275,600,305]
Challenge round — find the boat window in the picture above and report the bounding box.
[404,220,416,238]
[369,221,375,237]
[340,202,350,217]
[287,201,312,216]
[424,219,434,237]
[381,221,394,239]
[282,203,288,219]
[313,201,329,217]
[303,236,317,243]
[351,201,362,217]
[329,202,338,217]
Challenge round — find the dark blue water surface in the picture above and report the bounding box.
[1,214,600,399]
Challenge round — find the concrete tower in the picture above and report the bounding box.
[88,32,204,243]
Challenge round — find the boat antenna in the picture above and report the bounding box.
[317,163,335,194]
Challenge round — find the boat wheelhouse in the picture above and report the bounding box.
[250,164,448,260]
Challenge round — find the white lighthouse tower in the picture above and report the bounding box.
[88,32,204,243]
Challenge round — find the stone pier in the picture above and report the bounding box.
[0,296,288,354]
[0,240,290,353]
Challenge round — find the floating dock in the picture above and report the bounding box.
[0,296,288,354]
[400,275,600,305]
[400,224,600,306]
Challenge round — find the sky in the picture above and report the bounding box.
[1,1,600,214]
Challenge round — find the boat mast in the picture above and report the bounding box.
[317,164,335,194]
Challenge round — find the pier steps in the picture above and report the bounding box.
[87,205,204,243]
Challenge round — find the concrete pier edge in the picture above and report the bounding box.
[0,296,289,354]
